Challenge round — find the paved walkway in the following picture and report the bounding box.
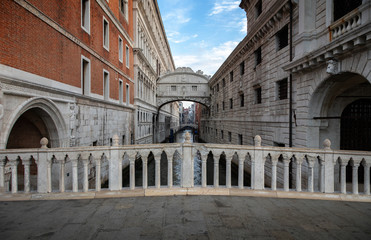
[0,195,370,239]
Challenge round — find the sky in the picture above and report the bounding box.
[157,0,247,77]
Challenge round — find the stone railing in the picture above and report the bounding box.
[0,134,370,200]
[329,9,361,40]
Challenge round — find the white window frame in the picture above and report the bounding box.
[103,69,110,100]
[81,55,91,96]
[119,79,123,104]
[118,36,123,63]
[126,84,130,105]
[81,0,90,34]
[103,17,109,51]
[125,45,130,68]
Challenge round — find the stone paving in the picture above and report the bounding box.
[0,195,370,239]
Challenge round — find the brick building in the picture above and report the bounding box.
[0,0,135,148]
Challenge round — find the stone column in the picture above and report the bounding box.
[109,135,121,191]
[37,137,50,193]
[340,162,347,194]
[47,157,52,193]
[154,153,161,189]
[226,154,233,188]
[23,158,31,193]
[283,155,290,192]
[295,157,303,192]
[238,155,244,189]
[82,158,89,192]
[351,162,360,195]
[71,158,78,192]
[201,154,207,188]
[363,162,370,195]
[319,160,325,193]
[323,139,335,193]
[0,158,6,191]
[59,158,66,193]
[95,156,102,192]
[142,157,148,189]
[182,132,194,187]
[271,158,278,191]
[10,159,18,193]
[253,135,265,190]
[167,153,173,188]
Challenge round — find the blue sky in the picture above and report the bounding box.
[157,0,247,76]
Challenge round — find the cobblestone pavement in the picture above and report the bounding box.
[0,195,370,239]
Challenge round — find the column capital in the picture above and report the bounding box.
[22,158,32,166]
[0,158,6,166]
[9,159,19,166]
[362,161,371,168]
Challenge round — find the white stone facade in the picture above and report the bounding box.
[133,0,179,144]
[202,0,371,152]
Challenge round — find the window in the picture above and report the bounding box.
[228,132,232,142]
[215,129,218,137]
[119,80,123,104]
[222,78,226,87]
[230,71,233,82]
[334,0,362,22]
[126,84,130,105]
[254,47,262,66]
[276,25,288,51]
[192,86,197,91]
[118,36,123,62]
[255,0,262,19]
[125,45,130,68]
[222,101,225,110]
[120,0,129,21]
[122,135,126,145]
[103,17,109,50]
[255,87,262,104]
[81,0,90,33]
[229,98,233,109]
[216,84,219,92]
[216,104,219,113]
[277,78,288,100]
[240,61,245,75]
[240,93,244,107]
[238,134,243,145]
[81,56,90,95]
[221,130,224,139]
[103,70,109,100]
[171,86,176,91]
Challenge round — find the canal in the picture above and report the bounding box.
[122,129,250,187]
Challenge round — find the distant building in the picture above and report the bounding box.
[202,0,371,151]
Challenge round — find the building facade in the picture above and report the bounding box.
[0,0,136,149]
[202,0,371,152]
[133,0,179,144]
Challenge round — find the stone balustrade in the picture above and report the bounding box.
[0,134,370,200]
[330,10,361,40]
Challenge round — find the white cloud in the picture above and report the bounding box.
[163,9,191,24]
[239,17,247,34]
[209,1,240,16]
[169,32,198,44]
[174,40,239,76]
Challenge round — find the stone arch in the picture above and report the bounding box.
[308,72,371,149]
[3,97,68,149]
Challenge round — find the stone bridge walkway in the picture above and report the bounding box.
[0,196,370,239]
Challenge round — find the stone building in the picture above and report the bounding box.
[133,0,179,144]
[0,0,135,149]
[202,0,371,152]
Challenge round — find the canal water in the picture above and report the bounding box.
[122,129,250,187]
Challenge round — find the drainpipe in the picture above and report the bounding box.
[289,0,293,147]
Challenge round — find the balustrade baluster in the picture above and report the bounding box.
[295,157,303,192]
[0,158,6,190]
[283,157,290,191]
[155,154,161,189]
[363,162,370,195]
[319,160,325,193]
[47,158,52,193]
[95,156,102,191]
[352,162,359,195]
[340,162,347,194]
[10,159,19,193]
[167,156,173,188]
[201,155,207,188]
[23,158,31,193]
[59,158,66,193]
[271,159,277,191]
[142,158,148,189]
[214,155,220,187]
[130,158,135,190]
[83,158,89,192]
[72,158,78,192]
[238,157,244,189]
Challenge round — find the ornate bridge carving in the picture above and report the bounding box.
[156,67,210,109]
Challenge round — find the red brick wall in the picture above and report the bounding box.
[0,0,134,104]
